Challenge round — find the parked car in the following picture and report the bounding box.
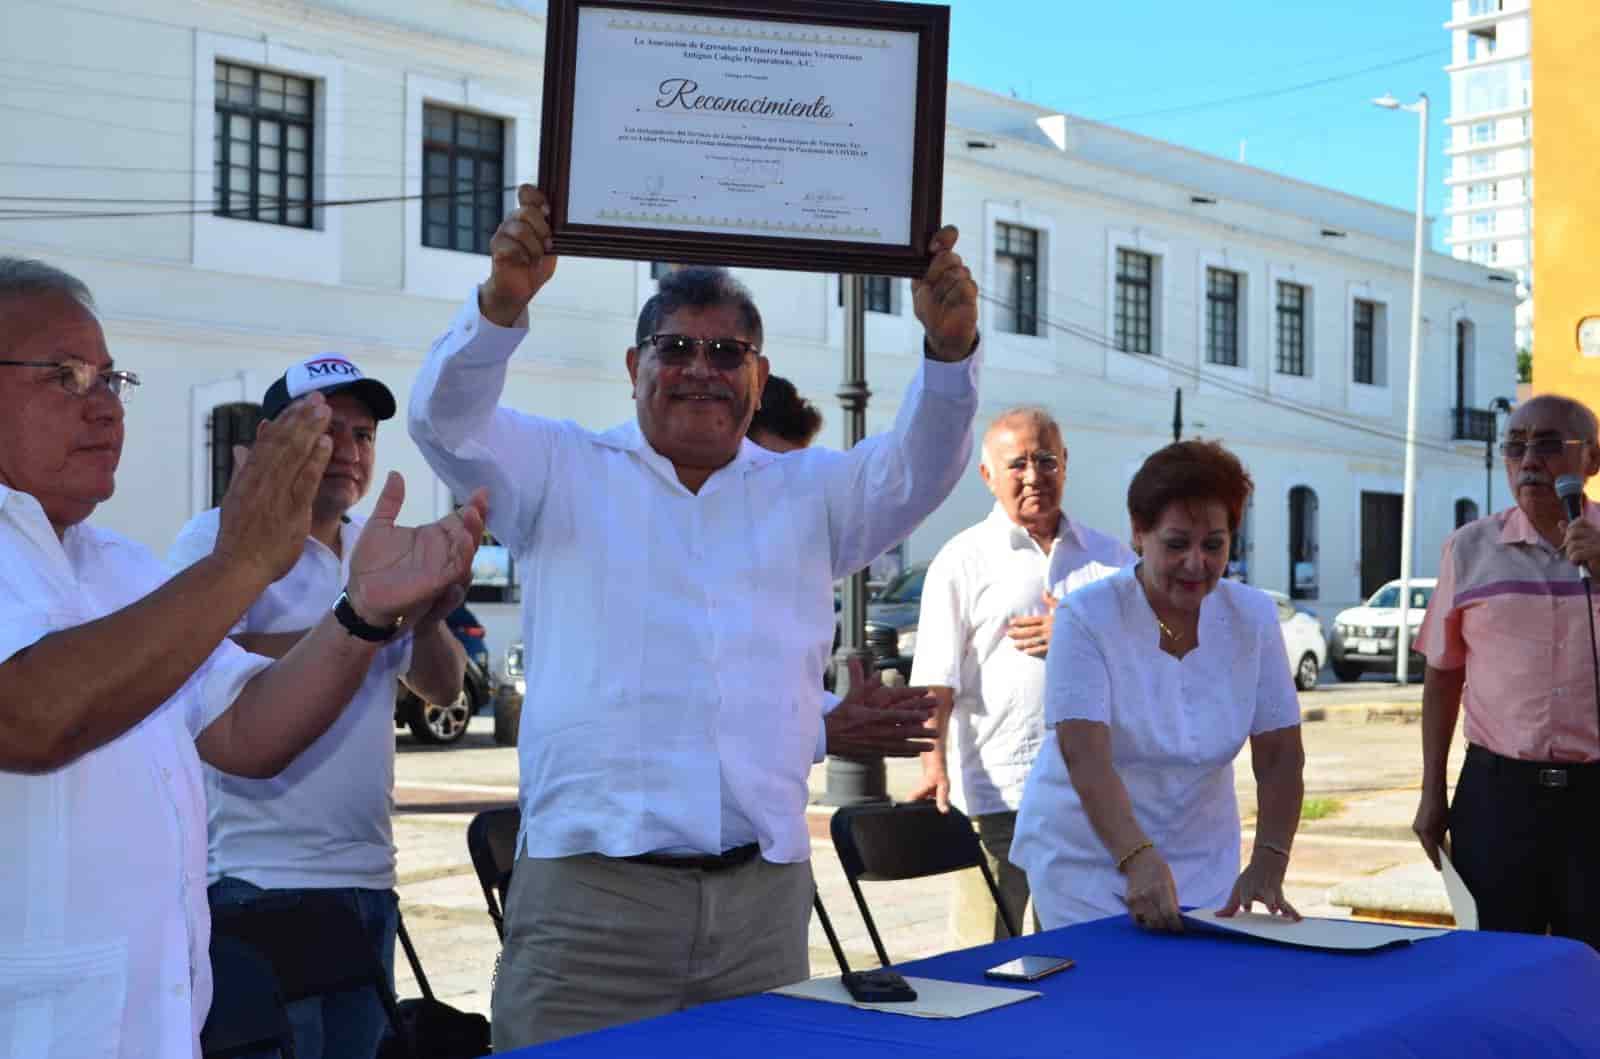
[1328,578,1437,682]
[394,605,493,745]
[1264,590,1328,692]
[862,563,927,680]
[494,640,526,747]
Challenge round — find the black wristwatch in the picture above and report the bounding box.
[332,590,402,642]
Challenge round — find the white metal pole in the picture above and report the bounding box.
[1396,93,1429,685]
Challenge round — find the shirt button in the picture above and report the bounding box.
[172,985,183,997]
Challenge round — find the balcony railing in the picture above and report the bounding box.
[1453,406,1498,442]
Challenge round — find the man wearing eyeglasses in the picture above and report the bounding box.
[0,257,487,1059]
[409,184,979,1049]
[908,407,1134,945]
[1414,394,1600,949]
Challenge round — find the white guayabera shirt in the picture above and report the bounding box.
[0,485,270,1059]
[409,290,980,864]
[912,504,1135,816]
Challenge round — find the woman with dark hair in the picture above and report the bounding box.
[1011,440,1306,931]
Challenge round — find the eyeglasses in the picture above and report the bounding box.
[1501,438,1588,460]
[644,333,759,371]
[0,358,141,403]
[1003,453,1062,474]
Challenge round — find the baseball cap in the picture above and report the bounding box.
[261,353,396,421]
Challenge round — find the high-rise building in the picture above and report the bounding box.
[1444,0,1533,350]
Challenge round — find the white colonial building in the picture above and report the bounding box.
[0,0,1517,656]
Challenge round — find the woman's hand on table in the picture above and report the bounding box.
[1123,848,1183,933]
[1217,848,1301,921]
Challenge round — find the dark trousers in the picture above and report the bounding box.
[1451,744,1600,949]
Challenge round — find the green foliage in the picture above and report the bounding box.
[1301,796,1344,821]
[1517,348,1532,384]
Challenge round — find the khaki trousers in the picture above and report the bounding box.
[490,852,813,1050]
[950,810,1036,947]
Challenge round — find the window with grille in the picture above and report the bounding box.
[209,402,265,507]
[836,275,896,314]
[1276,282,1307,376]
[1205,268,1241,367]
[1353,299,1376,385]
[213,62,314,228]
[993,223,1039,336]
[422,105,506,255]
[1115,249,1154,354]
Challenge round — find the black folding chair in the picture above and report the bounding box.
[466,806,522,940]
[209,890,412,1058]
[830,800,1017,967]
[202,934,298,1059]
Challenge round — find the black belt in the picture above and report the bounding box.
[1469,744,1600,790]
[623,843,761,872]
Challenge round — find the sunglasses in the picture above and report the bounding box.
[1501,438,1587,460]
[644,333,759,372]
[0,358,141,403]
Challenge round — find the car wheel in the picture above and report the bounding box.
[1332,661,1364,683]
[407,687,473,745]
[493,693,522,748]
[1295,652,1321,691]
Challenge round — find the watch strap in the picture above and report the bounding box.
[333,590,400,642]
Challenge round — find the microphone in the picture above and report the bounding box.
[1556,475,1590,580]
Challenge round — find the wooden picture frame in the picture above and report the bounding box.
[538,0,949,277]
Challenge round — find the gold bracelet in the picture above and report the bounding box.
[1256,840,1291,859]
[1115,839,1154,873]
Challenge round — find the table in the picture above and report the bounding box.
[511,916,1600,1058]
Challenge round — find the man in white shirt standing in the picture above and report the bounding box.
[169,355,468,1059]
[908,407,1134,944]
[0,258,486,1059]
[409,184,981,1049]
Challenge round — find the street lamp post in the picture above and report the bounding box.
[822,273,887,805]
[1372,92,1428,685]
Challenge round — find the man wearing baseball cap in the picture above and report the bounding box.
[171,353,468,1059]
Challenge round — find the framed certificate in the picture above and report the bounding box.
[538,0,949,277]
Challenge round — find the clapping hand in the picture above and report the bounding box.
[345,477,489,629]
[911,226,979,362]
[215,395,332,584]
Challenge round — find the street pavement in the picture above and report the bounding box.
[389,673,1446,1017]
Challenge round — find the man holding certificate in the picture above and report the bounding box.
[408,185,980,1047]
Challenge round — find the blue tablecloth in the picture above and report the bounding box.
[511,916,1600,1058]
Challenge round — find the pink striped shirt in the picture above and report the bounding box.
[1416,501,1600,762]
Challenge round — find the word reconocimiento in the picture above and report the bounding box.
[655,77,833,119]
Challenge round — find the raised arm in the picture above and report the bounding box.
[407,184,564,551]
[823,228,982,577]
[0,398,334,773]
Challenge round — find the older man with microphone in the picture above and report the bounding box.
[1413,393,1600,949]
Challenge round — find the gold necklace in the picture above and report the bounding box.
[1156,616,1184,643]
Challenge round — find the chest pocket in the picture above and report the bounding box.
[0,938,128,1059]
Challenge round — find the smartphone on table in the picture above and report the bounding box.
[983,954,1076,982]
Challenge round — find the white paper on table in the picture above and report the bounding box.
[1440,850,1479,930]
[1181,909,1449,951]
[769,975,1039,1019]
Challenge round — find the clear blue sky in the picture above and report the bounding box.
[943,1,1452,244]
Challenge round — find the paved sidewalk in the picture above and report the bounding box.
[391,679,1437,1018]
